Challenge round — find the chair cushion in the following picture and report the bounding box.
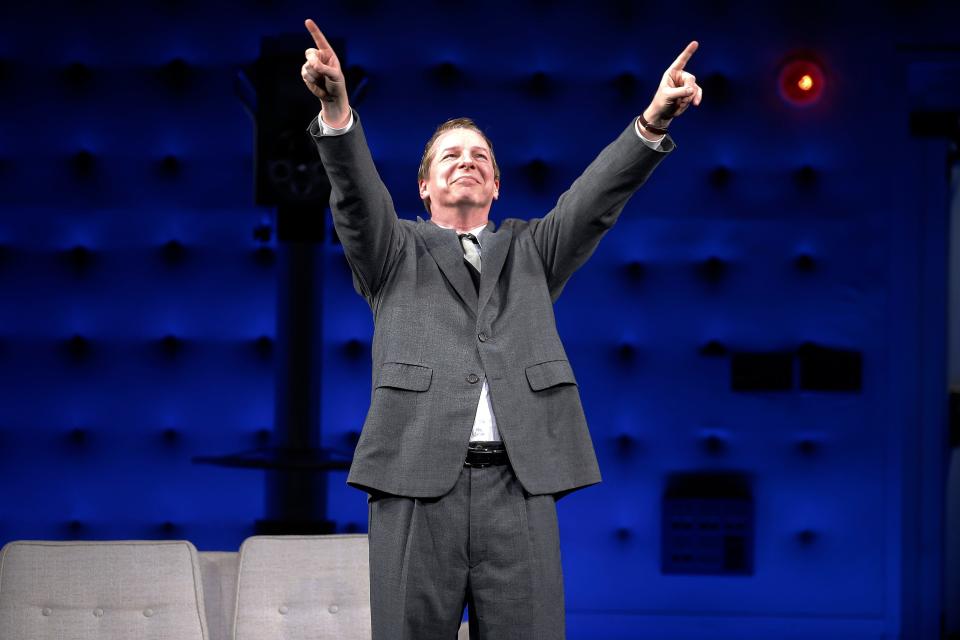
[199,551,239,640]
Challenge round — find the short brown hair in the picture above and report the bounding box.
[417,118,500,212]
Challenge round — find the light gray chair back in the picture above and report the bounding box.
[0,540,208,640]
[232,534,370,640]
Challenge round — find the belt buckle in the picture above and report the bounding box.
[465,449,495,468]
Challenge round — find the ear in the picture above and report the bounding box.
[418,179,429,200]
[493,178,500,200]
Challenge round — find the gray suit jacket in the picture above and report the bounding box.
[309,113,673,498]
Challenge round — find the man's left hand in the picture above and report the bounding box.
[642,41,702,132]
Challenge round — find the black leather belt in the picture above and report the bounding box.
[464,441,508,468]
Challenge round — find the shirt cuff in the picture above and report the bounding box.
[318,110,355,136]
[634,117,665,150]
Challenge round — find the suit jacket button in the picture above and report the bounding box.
[466,373,480,384]
[478,332,488,342]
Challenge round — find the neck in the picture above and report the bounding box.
[429,206,489,234]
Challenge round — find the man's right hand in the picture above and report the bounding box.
[301,19,351,128]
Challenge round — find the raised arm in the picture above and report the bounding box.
[530,41,702,299]
[301,19,401,301]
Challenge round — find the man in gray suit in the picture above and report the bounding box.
[301,18,701,639]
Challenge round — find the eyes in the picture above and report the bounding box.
[440,151,488,162]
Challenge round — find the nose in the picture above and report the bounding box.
[458,154,476,168]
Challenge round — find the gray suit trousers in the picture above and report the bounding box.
[368,463,564,639]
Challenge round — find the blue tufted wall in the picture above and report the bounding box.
[1,1,957,638]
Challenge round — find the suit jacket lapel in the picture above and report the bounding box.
[417,218,478,315]
[478,222,511,315]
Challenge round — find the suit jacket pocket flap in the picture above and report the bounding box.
[376,362,433,392]
[525,359,577,391]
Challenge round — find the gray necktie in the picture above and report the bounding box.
[459,233,482,292]
[459,233,481,272]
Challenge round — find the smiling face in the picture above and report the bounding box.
[418,124,500,216]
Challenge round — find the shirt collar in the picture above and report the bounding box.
[430,220,487,244]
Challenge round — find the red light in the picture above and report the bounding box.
[779,58,825,106]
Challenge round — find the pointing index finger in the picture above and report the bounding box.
[305,19,332,51]
[669,40,699,71]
